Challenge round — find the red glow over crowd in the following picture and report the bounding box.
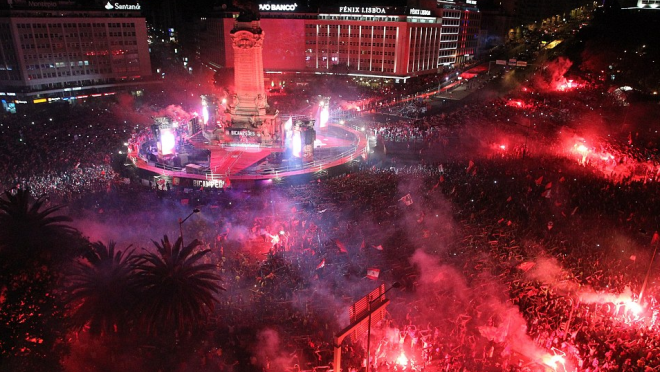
[4,22,660,371]
[553,79,585,92]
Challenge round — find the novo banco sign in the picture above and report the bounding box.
[258,3,297,11]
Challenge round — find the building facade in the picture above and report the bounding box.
[195,16,228,70]
[194,1,480,82]
[0,4,152,100]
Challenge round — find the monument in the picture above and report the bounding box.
[225,12,280,146]
[127,11,366,183]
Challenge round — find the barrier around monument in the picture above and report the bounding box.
[130,143,365,181]
[229,146,365,177]
[128,124,368,182]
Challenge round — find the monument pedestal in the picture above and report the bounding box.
[225,15,280,147]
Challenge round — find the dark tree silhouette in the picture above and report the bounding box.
[132,235,224,339]
[0,189,79,271]
[66,241,136,337]
[0,189,84,372]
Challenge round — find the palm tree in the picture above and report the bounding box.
[0,189,81,272]
[0,189,83,372]
[132,235,223,338]
[66,241,136,337]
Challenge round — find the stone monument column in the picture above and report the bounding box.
[224,12,279,146]
[229,16,267,119]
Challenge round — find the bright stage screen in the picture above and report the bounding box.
[159,128,176,155]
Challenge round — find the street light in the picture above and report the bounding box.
[179,208,200,246]
[366,282,401,372]
[639,236,660,304]
[488,60,497,75]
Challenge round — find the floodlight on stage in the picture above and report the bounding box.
[284,117,293,132]
[292,131,302,158]
[202,106,209,125]
[319,106,329,128]
[160,128,176,155]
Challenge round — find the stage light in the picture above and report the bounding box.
[292,131,302,158]
[202,106,209,125]
[160,128,176,155]
[319,106,329,128]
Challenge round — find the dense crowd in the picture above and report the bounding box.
[3,56,660,372]
[371,79,660,184]
[0,103,134,200]
[65,145,660,372]
[124,80,660,371]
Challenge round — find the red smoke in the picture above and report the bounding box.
[533,57,585,92]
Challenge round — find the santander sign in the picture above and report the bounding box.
[105,1,142,10]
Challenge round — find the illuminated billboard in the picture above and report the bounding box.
[258,3,298,11]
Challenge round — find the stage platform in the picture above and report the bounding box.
[128,124,368,182]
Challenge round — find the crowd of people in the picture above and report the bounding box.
[3,50,660,372]
[149,79,660,371]
[66,108,660,371]
[369,76,660,184]
[0,102,133,200]
[65,144,660,372]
